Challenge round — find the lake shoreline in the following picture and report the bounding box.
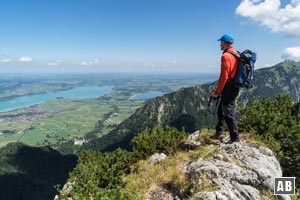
[0,85,114,113]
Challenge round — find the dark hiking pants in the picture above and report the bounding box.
[215,81,240,141]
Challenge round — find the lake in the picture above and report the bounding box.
[130,91,164,100]
[0,86,113,112]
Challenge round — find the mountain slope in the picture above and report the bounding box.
[240,60,300,102]
[83,84,214,151]
[83,61,300,151]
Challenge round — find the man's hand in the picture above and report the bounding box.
[210,90,218,98]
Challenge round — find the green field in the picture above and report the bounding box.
[0,73,215,149]
[0,97,145,147]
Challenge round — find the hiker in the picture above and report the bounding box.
[210,34,240,143]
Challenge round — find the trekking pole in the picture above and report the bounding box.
[208,96,220,132]
[204,96,213,117]
[214,96,220,114]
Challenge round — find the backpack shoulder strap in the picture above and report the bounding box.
[225,50,240,59]
[225,50,240,80]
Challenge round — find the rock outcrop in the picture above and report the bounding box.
[187,142,291,200]
[145,140,291,200]
[148,153,168,165]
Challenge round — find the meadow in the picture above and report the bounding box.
[0,96,144,147]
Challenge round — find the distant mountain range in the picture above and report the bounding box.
[83,60,300,152]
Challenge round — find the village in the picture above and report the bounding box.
[0,106,52,123]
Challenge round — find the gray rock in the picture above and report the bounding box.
[187,158,220,179]
[218,143,282,190]
[278,194,293,200]
[231,181,260,200]
[187,143,291,200]
[215,186,238,200]
[194,191,216,200]
[261,195,269,200]
[215,160,260,186]
[259,146,274,156]
[214,190,229,200]
[195,165,220,177]
[148,153,167,164]
[54,179,76,200]
[187,130,201,147]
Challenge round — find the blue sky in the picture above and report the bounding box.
[0,0,299,73]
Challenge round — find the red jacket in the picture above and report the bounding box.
[214,46,238,96]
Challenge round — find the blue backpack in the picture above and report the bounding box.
[227,49,257,88]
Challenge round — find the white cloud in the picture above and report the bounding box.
[236,0,300,36]
[80,59,99,66]
[0,59,10,62]
[48,60,62,66]
[282,46,300,60]
[19,56,32,62]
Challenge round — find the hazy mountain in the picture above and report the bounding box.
[83,60,300,151]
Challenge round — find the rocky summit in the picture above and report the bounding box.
[187,143,289,200]
[146,134,291,200]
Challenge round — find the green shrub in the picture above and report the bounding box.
[59,127,186,200]
[58,148,137,200]
[58,126,187,199]
[239,94,300,188]
[131,126,187,159]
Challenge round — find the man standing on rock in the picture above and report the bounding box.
[210,34,240,143]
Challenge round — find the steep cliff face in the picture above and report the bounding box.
[83,61,300,152]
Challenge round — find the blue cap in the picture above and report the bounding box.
[217,34,234,44]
